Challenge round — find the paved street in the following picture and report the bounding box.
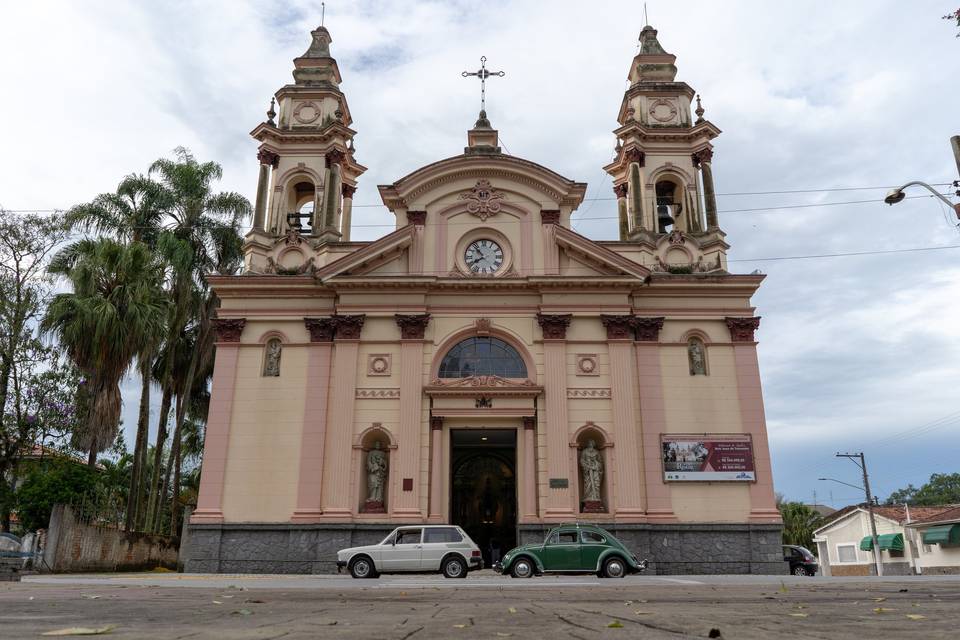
[2,572,959,638]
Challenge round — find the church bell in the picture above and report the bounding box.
[657,204,675,231]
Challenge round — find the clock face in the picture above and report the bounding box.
[464,239,504,275]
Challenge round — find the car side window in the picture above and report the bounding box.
[396,528,422,544]
[552,531,578,545]
[424,527,463,543]
[582,531,605,544]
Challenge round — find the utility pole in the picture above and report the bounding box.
[952,135,960,182]
[837,452,883,577]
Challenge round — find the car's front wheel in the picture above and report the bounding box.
[511,557,534,578]
[601,556,626,578]
[442,556,467,579]
[349,555,378,579]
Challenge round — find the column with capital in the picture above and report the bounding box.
[193,318,246,523]
[601,315,645,519]
[253,149,279,232]
[321,315,365,517]
[624,148,646,233]
[291,317,337,522]
[693,148,718,230]
[318,149,345,241]
[613,184,629,240]
[340,183,356,241]
[536,313,575,519]
[394,314,431,517]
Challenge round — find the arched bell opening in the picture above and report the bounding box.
[655,179,683,234]
[286,180,318,232]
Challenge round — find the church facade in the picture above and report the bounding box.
[184,24,785,575]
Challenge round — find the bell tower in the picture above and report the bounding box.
[604,25,726,262]
[245,25,367,270]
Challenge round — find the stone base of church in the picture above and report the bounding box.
[184,522,785,575]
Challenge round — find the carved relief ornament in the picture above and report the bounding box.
[459,179,504,221]
[257,149,280,168]
[395,313,431,340]
[304,317,336,342]
[633,317,665,342]
[212,318,246,342]
[725,316,761,342]
[600,315,634,340]
[536,313,572,340]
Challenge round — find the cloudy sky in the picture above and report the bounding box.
[2,1,958,506]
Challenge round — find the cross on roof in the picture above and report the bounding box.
[461,56,505,113]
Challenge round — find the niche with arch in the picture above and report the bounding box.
[573,425,610,514]
[687,336,708,376]
[357,427,394,513]
[262,338,283,377]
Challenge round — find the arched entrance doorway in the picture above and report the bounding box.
[450,429,517,567]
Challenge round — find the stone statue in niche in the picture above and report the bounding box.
[263,339,282,377]
[363,441,388,513]
[688,339,707,376]
[580,440,605,513]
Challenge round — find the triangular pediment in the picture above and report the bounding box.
[553,226,651,280]
[314,225,415,282]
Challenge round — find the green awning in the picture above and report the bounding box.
[922,524,960,545]
[859,534,903,551]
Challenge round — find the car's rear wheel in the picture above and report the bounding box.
[792,566,809,577]
[349,556,377,579]
[511,557,534,578]
[602,556,626,578]
[442,556,467,579]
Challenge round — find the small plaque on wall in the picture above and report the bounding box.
[402,478,414,491]
[549,478,569,489]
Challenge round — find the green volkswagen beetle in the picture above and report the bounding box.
[494,524,647,578]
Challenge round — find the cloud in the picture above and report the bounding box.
[2,0,958,504]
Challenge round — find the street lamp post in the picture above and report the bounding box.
[884,136,960,219]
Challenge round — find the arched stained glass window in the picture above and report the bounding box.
[438,337,527,378]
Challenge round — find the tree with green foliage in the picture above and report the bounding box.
[41,238,168,467]
[144,147,247,535]
[15,458,99,531]
[0,210,72,531]
[886,473,960,506]
[67,174,170,530]
[779,501,824,552]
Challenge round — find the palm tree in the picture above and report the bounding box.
[779,501,825,551]
[147,147,248,535]
[41,239,168,468]
[67,175,169,530]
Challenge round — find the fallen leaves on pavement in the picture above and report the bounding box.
[42,626,117,636]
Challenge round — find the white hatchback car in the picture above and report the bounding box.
[336,525,482,579]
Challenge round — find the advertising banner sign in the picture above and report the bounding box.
[661,434,755,482]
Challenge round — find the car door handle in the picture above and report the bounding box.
[415,545,422,549]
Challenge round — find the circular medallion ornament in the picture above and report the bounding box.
[293,101,321,124]
[648,98,678,123]
[464,239,504,275]
[579,357,596,374]
[370,357,389,374]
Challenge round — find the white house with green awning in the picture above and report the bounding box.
[905,506,960,575]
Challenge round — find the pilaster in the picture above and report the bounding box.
[537,314,575,519]
[602,315,645,520]
[291,318,336,522]
[320,315,364,518]
[193,318,246,523]
[632,317,676,522]
[428,416,444,522]
[726,317,780,522]
[394,314,430,517]
[522,416,538,520]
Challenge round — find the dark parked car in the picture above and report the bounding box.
[783,545,818,576]
[494,524,647,578]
